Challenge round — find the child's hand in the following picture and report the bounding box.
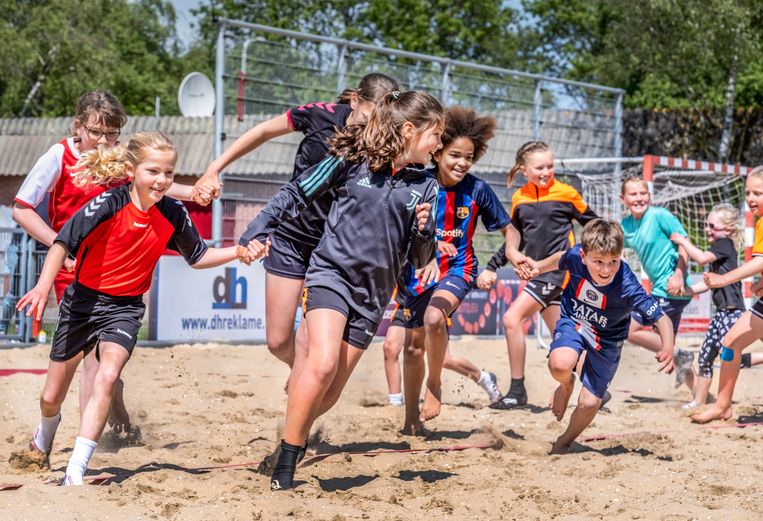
[476,269,497,290]
[655,348,675,374]
[63,257,76,272]
[666,271,686,295]
[236,245,253,265]
[514,255,539,280]
[437,241,458,257]
[415,203,431,231]
[191,183,217,206]
[16,286,49,321]
[704,272,724,288]
[669,233,687,245]
[415,259,440,286]
[246,238,270,261]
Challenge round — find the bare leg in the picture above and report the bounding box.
[692,375,712,406]
[383,325,405,396]
[40,354,84,418]
[420,291,461,422]
[265,273,304,367]
[402,328,426,434]
[502,292,544,380]
[692,312,763,423]
[547,347,578,422]
[282,309,348,446]
[551,386,601,454]
[78,343,131,442]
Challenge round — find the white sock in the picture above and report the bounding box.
[64,437,97,485]
[33,413,61,452]
[388,393,404,406]
[477,370,491,386]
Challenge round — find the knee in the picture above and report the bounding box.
[403,343,424,362]
[39,389,64,411]
[304,357,338,386]
[94,366,122,392]
[502,310,522,332]
[267,332,293,358]
[547,358,573,380]
[423,307,446,332]
[577,392,601,411]
[383,340,400,361]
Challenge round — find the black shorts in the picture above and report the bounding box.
[50,284,145,362]
[263,232,315,280]
[523,279,563,309]
[388,288,409,328]
[305,285,378,349]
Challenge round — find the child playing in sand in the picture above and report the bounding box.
[527,219,675,453]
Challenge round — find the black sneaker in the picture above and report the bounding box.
[489,391,528,410]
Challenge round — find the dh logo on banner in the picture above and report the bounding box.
[212,267,248,309]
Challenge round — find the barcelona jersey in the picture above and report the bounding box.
[404,172,509,296]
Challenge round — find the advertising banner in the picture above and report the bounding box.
[149,256,266,342]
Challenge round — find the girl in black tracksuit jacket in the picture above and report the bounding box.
[239,90,444,490]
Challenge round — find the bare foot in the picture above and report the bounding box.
[551,375,575,422]
[108,379,131,434]
[419,384,442,421]
[691,405,733,424]
[401,419,430,437]
[549,439,570,455]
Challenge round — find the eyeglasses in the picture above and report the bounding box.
[83,124,121,141]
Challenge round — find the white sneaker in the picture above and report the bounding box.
[478,371,502,402]
[682,400,698,410]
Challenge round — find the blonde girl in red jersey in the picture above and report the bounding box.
[691,166,763,423]
[13,92,215,435]
[17,132,237,485]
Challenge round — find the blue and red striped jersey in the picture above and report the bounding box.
[403,172,509,295]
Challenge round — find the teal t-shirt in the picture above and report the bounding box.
[621,206,691,300]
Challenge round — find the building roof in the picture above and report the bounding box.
[0,110,617,177]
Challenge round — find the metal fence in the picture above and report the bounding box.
[211,19,626,245]
[0,228,56,343]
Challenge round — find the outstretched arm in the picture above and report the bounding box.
[653,315,675,374]
[670,233,717,265]
[705,256,763,288]
[16,242,68,320]
[195,114,293,200]
[191,246,240,269]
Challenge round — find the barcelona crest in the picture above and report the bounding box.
[456,206,470,219]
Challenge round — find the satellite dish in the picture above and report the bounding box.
[178,72,215,117]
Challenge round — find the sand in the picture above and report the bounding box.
[1,337,761,520]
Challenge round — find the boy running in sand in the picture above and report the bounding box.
[526,219,675,453]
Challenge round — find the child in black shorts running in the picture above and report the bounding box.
[17,131,239,485]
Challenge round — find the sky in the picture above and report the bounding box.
[171,0,205,49]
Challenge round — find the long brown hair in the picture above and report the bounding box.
[507,140,551,185]
[329,90,444,171]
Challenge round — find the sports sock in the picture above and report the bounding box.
[64,436,97,486]
[508,377,526,398]
[33,412,61,452]
[388,393,404,406]
[741,353,752,368]
[271,440,301,491]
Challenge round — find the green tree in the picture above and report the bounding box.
[0,0,196,117]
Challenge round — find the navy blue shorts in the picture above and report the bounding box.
[263,232,314,279]
[631,296,690,334]
[523,279,563,309]
[400,275,472,329]
[305,285,378,349]
[550,317,622,399]
[50,284,145,362]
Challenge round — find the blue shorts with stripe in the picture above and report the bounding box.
[549,317,622,399]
